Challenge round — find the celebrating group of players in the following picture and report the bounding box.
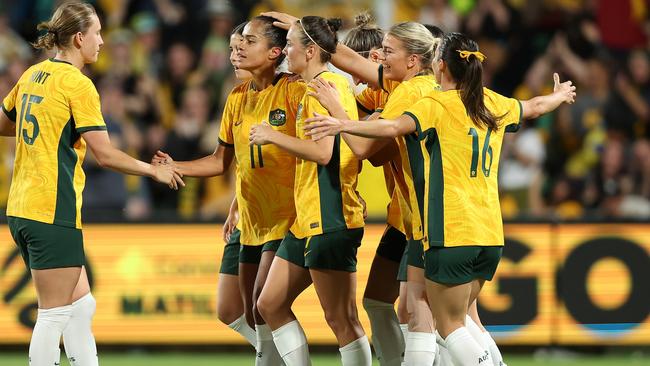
[0,2,575,366]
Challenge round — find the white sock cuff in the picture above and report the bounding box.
[362,298,393,310]
[71,293,96,318]
[38,305,72,331]
[72,293,95,306]
[445,326,473,345]
[228,314,246,330]
[272,320,307,357]
[435,331,445,345]
[400,323,409,333]
[255,324,274,341]
[465,315,480,329]
[406,332,437,352]
[339,335,369,353]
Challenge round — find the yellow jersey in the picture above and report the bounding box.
[378,64,401,94]
[355,87,388,115]
[380,74,439,240]
[404,88,522,249]
[292,71,364,238]
[1,59,107,229]
[354,86,409,235]
[218,73,305,245]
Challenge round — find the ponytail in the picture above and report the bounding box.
[33,25,58,50]
[31,2,97,51]
[439,33,501,131]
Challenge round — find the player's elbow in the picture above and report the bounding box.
[315,151,333,166]
[351,148,372,161]
[386,123,402,138]
[92,149,111,168]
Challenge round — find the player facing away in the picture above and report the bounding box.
[304,32,576,366]
[0,3,183,366]
[251,15,371,366]
[152,15,304,366]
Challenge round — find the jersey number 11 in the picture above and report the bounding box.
[250,144,264,169]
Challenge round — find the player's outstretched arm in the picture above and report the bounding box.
[307,81,393,160]
[250,121,335,165]
[304,113,416,140]
[152,144,234,178]
[262,11,380,88]
[521,73,576,120]
[83,130,184,190]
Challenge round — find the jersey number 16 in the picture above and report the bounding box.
[468,127,493,178]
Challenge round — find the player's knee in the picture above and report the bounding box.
[255,294,277,322]
[323,309,360,336]
[217,303,242,325]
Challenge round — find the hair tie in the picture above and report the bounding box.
[299,19,330,54]
[457,50,485,63]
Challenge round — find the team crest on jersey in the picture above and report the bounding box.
[296,103,303,121]
[269,109,287,126]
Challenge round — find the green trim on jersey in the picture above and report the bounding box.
[404,133,426,231]
[218,137,234,148]
[426,129,445,246]
[54,117,79,227]
[317,134,346,232]
[505,99,524,133]
[378,64,387,92]
[49,58,73,65]
[356,100,373,115]
[2,104,16,122]
[76,125,107,133]
[404,111,421,136]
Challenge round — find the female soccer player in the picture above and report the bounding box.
[304,32,576,366]
[213,22,257,347]
[307,13,410,366]
[153,15,304,365]
[311,17,442,365]
[0,3,182,366]
[251,16,370,366]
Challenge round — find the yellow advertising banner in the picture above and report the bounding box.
[478,224,555,345]
[0,224,385,345]
[554,224,650,345]
[1,224,648,345]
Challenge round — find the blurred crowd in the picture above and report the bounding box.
[0,0,649,222]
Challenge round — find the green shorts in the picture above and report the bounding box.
[407,239,425,269]
[376,225,407,263]
[276,231,307,267]
[219,228,241,275]
[277,228,364,272]
[397,238,424,281]
[239,236,283,264]
[424,246,503,285]
[8,216,85,270]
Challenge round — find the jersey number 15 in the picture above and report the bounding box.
[18,94,42,145]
